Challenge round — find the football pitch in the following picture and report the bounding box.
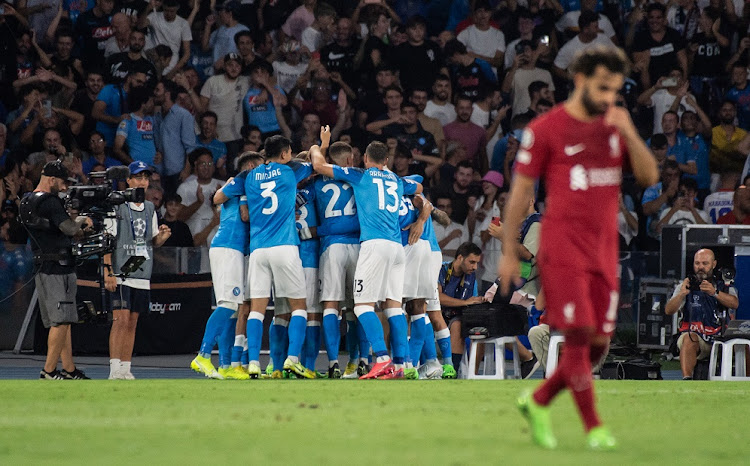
[1,380,747,465]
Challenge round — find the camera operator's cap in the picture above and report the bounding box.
[128,161,152,176]
[481,170,504,189]
[224,53,241,65]
[42,160,69,181]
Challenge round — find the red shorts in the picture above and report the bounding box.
[540,264,619,336]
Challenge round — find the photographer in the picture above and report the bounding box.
[666,248,738,380]
[103,161,171,380]
[24,161,93,380]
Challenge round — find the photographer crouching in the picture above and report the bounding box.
[22,161,93,380]
[103,162,171,380]
[665,248,739,380]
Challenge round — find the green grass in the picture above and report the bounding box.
[1,380,748,465]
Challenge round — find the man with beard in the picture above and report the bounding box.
[23,161,93,380]
[105,30,157,85]
[500,46,658,450]
[71,70,104,149]
[443,95,487,172]
[711,101,747,175]
[666,249,738,379]
[423,74,456,127]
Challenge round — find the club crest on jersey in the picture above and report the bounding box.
[570,165,622,191]
[233,287,241,296]
[609,134,621,158]
[521,129,534,149]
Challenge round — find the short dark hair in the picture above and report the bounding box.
[365,141,389,163]
[329,141,352,162]
[646,3,666,15]
[400,101,418,111]
[568,45,630,77]
[650,133,668,149]
[241,125,261,139]
[433,74,451,85]
[443,39,467,58]
[199,111,218,123]
[456,241,482,259]
[161,80,184,103]
[678,177,698,192]
[164,192,183,204]
[264,135,292,160]
[235,151,264,171]
[528,80,549,97]
[663,159,680,172]
[163,0,179,8]
[188,147,213,167]
[248,60,273,76]
[578,10,599,29]
[383,85,403,96]
[456,160,474,172]
[127,85,153,110]
[234,30,252,45]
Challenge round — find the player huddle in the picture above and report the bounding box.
[190,126,456,380]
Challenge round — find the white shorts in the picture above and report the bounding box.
[247,245,306,299]
[243,254,251,300]
[353,239,405,304]
[209,247,245,305]
[403,239,435,301]
[304,267,321,314]
[426,251,443,312]
[319,243,360,303]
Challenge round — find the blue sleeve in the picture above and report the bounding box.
[402,177,420,195]
[181,111,197,153]
[404,174,424,184]
[477,59,497,83]
[317,220,359,236]
[332,165,363,184]
[297,185,315,208]
[491,137,508,172]
[641,185,658,205]
[222,171,247,198]
[472,278,478,297]
[291,162,314,182]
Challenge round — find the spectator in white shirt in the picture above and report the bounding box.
[423,74,457,126]
[138,0,192,77]
[433,194,469,262]
[553,11,616,81]
[457,0,505,74]
[555,0,617,43]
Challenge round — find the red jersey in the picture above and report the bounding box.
[514,105,628,276]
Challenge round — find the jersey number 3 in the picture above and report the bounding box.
[260,181,278,215]
[373,179,398,213]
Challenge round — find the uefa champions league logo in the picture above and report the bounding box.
[133,218,147,238]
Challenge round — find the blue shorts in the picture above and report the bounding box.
[111,285,151,314]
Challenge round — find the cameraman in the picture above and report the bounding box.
[666,248,739,380]
[25,161,93,380]
[103,161,171,379]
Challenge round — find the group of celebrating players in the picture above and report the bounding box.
[190,125,455,381]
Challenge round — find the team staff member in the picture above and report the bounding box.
[104,161,171,380]
[23,161,93,380]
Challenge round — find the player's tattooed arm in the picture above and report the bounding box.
[431,208,451,227]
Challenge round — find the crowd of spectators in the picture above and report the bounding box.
[3,0,750,284]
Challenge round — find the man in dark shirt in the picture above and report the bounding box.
[23,161,93,380]
[75,0,116,68]
[70,69,105,149]
[160,192,194,247]
[435,160,477,224]
[443,39,497,101]
[392,15,443,93]
[321,17,360,90]
[632,3,688,89]
[105,30,157,85]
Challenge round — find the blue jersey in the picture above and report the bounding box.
[296,186,320,269]
[243,86,284,134]
[195,135,227,164]
[116,113,156,166]
[312,176,360,252]
[398,196,418,247]
[422,216,440,252]
[224,161,313,252]
[332,166,418,244]
[96,84,127,146]
[211,171,249,253]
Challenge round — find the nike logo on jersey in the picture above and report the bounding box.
[328,52,345,60]
[564,144,585,156]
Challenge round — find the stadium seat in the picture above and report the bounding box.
[544,335,565,379]
[466,336,521,380]
[708,338,750,381]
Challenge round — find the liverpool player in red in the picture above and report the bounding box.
[499,47,659,450]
